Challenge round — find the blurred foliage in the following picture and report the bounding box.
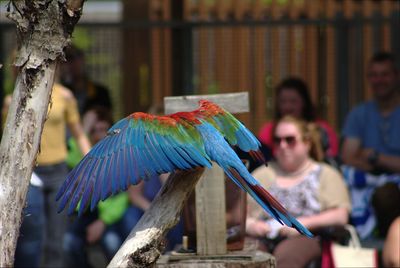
[71,27,92,50]
[4,55,14,96]
[207,81,219,94]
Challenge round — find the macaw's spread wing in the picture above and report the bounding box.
[56,112,212,215]
[197,100,265,163]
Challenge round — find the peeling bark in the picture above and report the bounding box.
[0,1,84,266]
[108,168,205,268]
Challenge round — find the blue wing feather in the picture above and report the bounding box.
[56,115,212,214]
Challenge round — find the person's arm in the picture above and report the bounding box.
[298,207,348,229]
[62,86,91,155]
[342,138,400,173]
[363,149,400,174]
[127,182,151,211]
[245,217,271,237]
[86,219,106,244]
[383,217,400,268]
[341,137,374,172]
[69,120,91,156]
[279,207,349,237]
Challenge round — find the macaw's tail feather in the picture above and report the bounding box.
[249,182,313,237]
[248,150,266,165]
[227,168,313,238]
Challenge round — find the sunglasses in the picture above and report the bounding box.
[273,135,297,147]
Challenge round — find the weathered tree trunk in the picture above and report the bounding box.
[108,168,205,268]
[0,1,84,266]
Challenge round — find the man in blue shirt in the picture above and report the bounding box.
[341,52,400,237]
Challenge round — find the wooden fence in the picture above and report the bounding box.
[1,1,399,134]
[138,0,399,132]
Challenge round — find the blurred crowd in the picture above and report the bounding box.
[1,47,399,268]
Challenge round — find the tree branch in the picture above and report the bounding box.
[66,0,84,16]
[108,168,205,268]
[0,0,84,266]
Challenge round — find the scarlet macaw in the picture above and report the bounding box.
[56,100,312,237]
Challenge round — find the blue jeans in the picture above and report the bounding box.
[35,162,69,268]
[15,185,45,268]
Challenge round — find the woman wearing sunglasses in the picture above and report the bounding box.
[246,116,351,268]
[258,77,339,160]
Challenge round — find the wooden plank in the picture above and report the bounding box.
[150,27,162,105]
[164,92,250,114]
[183,0,192,20]
[156,250,275,267]
[195,163,227,255]
[304,0,319,105]
[362,0,374,100]
[271,0,282,93]
[236,31,249,93]
[252,0,267,132]
[381,0,392,51]
[198,0,209,94]
[234,1,251,126]
[215,0,229,93]
[162,0,172,99]
[343,0,355,20]
[237,28,251,93]
[325,0,338,129]
[122,0,151,113]
[288,0,301,77]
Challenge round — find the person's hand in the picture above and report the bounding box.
[246,220,271,237]
[360,148,374,161]
[279,226,300,237]
[86,219,106,244]
[357,148,374,172]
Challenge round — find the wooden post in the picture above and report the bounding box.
[195,163,227,255]
[164,92,250,256]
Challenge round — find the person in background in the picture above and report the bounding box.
[13,172,44,268]
[247,116,350,268]
[341,51,400,239]
[60,45,112,116]
[258,77,339,161]
[382,216,400,267]
[128,173,184,251]
[2,64,91,267]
